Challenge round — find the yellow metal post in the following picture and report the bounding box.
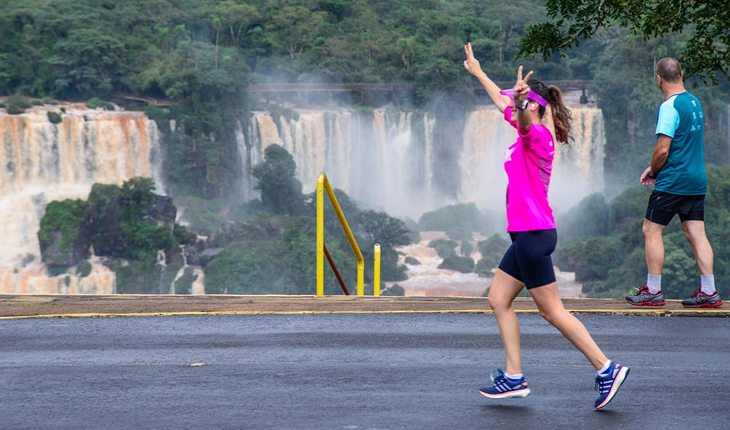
[320,174,364,296]
[316,175,325,297]
[373,244,381,296]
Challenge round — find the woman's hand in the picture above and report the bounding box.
[464,42,510,112]
[463,42,485,78]
[512,65,533,106]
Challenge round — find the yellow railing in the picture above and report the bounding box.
[316,173,381,297]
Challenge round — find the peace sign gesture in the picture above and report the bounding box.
[463,42,485,78]
[512,65,534,105]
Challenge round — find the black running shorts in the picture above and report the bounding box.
[645,190,705,226]
[498,229,557,289]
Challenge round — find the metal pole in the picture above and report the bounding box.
[324,244,350,295]
[373,244,381,296]
[316,174,325,297]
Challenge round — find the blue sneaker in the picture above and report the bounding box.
[479,369,531,399]
[594,363,630,409]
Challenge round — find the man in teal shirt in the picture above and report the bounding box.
[626,57,723,308]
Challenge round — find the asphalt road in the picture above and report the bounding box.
[1,314,729,429]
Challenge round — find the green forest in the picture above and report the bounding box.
[1,0,728,297]
[2,0,728,195]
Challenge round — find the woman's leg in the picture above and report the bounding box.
[528,283,608,369]
[487,269,526,374]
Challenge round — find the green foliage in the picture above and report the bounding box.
[382,284,405,296]
[419,203,485,234]
[6,105,24,115]
[252,144,304,215]
[46,111,62,124]
[438,254,475,273]
[460,240,473,257]
[173,269,198,294]
[475,257,496,277]
[428,238,458,259]
[204,143,413,293]
[38,199,88,252]
[203,216,357,295]
[86,97,114,110]
[40,178,193,292]
[143,42,251,198]
[76,259,92,278]
[173,224,197,246]
[355,209,411,283]
[355,210,411,249]
[520,0,730,83]
[555,166,730,298]
[475,234,510,276]
[204,240,284,294]
[478,234,510,258]
[5,94,31,109]
[1,0,726,204]
[50,29,127,98]
[559,192,609,241]
[5,94,31,114]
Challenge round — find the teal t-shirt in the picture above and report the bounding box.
[654,91,707,195]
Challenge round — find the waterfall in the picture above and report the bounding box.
[0,104,161,293]
[459,105,605,212]
[244,104,606,219]
[244,109,441,218]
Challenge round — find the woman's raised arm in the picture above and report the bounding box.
[463,42,511,112]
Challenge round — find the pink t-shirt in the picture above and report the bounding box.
[502,106,556,232]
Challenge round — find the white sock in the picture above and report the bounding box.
[700,274,716,295]
[646,274,662,294]
[504,371,523,381]
[597,360,612,376]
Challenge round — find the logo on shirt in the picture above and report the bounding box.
[505,147,515,162]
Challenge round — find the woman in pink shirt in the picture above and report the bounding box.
[463,43,629,410]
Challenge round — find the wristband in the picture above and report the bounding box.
[516,100,528,111]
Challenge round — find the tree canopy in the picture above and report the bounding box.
[520,0,729,82]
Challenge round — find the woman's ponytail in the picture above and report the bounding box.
[547,85,572,144]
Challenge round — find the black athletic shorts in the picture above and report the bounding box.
[645,190,705,226]
[498,229,557,289]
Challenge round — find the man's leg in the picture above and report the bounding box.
[626,219,667,306]
[681,220,713,276]
[680,220,723,307]
[643,219,666,282]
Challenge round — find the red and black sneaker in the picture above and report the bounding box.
[625,285,666,306]
[681,289,723,308]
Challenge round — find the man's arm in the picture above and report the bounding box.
[649,134,672,177]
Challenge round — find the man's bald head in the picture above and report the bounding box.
[656,58,683,83]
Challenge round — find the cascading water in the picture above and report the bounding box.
[459,105,606,213]
[0,104,163,293]
[241,108,441,217]
[243,102,606,297]
[1,98,606,296]
[243,103,606,219]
